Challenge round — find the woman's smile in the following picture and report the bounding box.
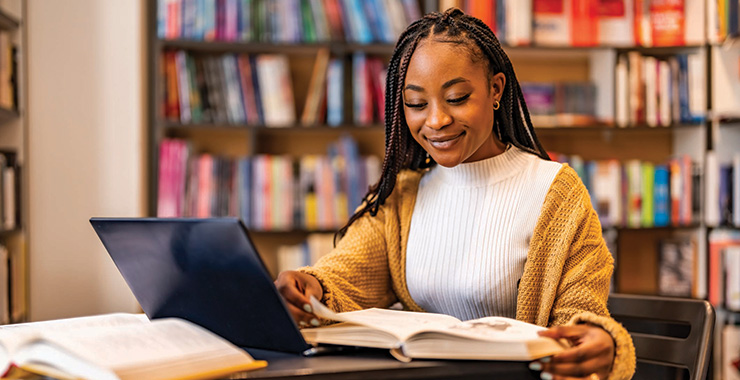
[425,131,465,150]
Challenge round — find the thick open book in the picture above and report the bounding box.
[0,313,266,380]
[302,297,566,361]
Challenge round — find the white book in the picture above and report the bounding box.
[0,313,265,379]
[658,60,671,127]
[303,297,565,361]
[683,0,706,45]
[256,55,296,127]
[687,53,706,121]
[615,54,629,127]
[506,0,532,46]
[532,1,570,46]
[2,167,14,231]
[725,246,740,311]
[644,56,658,127]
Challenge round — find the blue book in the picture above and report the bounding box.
[249,56,265,125]
[362,0,384,43]
[496,0,506,42]
[654,165,670,227]
[676,55,691,124]
[157,0,167,39]
[327,58,344,126]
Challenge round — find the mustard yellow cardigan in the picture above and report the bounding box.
[300,164,635,380]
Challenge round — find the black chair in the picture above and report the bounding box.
[607,293,715,380]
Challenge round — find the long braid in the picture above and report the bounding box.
[336,8,549,241]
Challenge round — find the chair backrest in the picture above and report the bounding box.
[607,293,715,380]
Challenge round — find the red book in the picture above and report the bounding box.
[164,52,180,122]
[571,0,599,46]
[650,0,685,46]
[467,0,496,32]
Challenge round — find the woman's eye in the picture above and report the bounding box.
[447,93,471,104]
[404,102,426,109]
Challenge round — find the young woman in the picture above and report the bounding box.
[276,8,635,380]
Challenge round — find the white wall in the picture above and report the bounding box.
[27,0,144,320]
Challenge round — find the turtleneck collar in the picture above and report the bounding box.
[430,145,532,187]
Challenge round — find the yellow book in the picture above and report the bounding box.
[0,313,266,380]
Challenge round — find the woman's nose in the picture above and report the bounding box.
[425,103,452,130]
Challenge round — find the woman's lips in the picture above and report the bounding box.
[426,132,464,149]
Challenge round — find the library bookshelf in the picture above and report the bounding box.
[146,2,740,377]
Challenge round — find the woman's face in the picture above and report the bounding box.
[403,40,506,168]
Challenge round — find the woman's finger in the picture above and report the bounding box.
[284,302,321,327]
[548,339,612,364]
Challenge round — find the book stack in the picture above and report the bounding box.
[158,0,421,44]
[615,51,706,128]
[548,153,699,228]
[157,135,381,231]
[521,81,598,127]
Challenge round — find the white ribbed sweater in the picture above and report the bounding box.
[406,147,562,320]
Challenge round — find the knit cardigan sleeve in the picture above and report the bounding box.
[523,165,635,380]
[298,203,398,313]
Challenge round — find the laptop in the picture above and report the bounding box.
[89,217,311,354]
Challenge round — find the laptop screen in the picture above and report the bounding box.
[90,217,310,353]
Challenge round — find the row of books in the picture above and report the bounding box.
[163,49,389,127]
[706,151,740,228]
[0,33,16,111]
[163,51,296,127]
[444,0,709,47]
[709,0,740,42]
[521,81,599,127]
[0,152,18,232]
[157,136,381,231]
[615,52,706,128]
[548,153,700,228]
[276,233,334,273]
[157,0,421,44]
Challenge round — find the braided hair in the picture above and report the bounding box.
[336,8,549,240]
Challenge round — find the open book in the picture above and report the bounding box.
[302,297,566,361]
[0,313,266,380]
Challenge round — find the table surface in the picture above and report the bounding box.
[232,348,541,380]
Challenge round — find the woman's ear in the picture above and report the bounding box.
[491,72,506,104]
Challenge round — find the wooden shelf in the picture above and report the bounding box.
[159,39,396,55]
[0,10,19,31]
[535,123,702,131]
[606,224,702,231]
[162,122,386,134]
[0,107,18,125]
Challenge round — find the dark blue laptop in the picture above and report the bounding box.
[89,217,311,354]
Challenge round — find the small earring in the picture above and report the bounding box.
[493,100,500,110]
[425,152,431,164]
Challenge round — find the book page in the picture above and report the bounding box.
[13,319,264,380]
[32,319,248,371]
[432,316,548,342]
[310,297,461,341]
[0,313,149,356]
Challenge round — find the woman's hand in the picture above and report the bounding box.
[274,270,324,328]
[530,324,615,380]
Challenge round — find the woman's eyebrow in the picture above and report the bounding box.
[404,77,469,92]
[442,77,468,89]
